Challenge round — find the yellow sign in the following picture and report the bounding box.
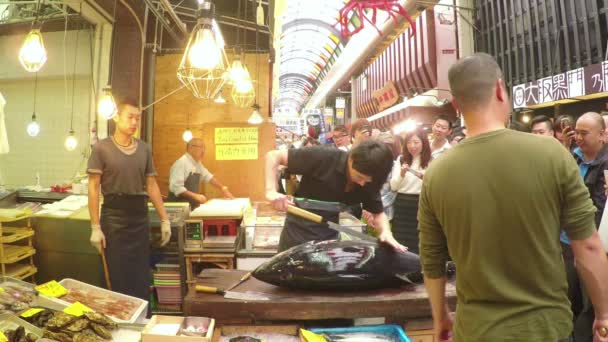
[35,280,68,298]
[216,144,258,160]
[20,308,44,318]
[63,301,93,317]
[215,127,259,144]
[0,331,7,342]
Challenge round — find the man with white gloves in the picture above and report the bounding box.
[87,99,170,301]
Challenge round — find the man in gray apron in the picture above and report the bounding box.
[265,140,407,253]
[87,100,171,301]
[168,138,234,209]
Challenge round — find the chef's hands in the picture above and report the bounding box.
[160,220,171,247]
[378,230,408,253]
[266,191,294,211]
[362,210,376,228]
[90,224,106,254]
[197,194,208,204]
[221,187,235,199]
[562,126,575,149]
[434,309,454,342]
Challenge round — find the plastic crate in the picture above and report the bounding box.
[156,285,182,304]
[203,219,238,237]
[308,324,410,342]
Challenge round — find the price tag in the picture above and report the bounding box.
[63,302,92,317]
[0,287,4,294]
[0,331,7,342]
[20,308,44,318]
[35,280,68,298]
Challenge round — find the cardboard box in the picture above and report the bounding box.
[142,315,215,342]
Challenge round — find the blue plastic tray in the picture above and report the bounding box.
[308,324,411,342]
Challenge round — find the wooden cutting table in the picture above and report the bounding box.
[184,269,457,325]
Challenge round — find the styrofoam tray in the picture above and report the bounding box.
[40,278,148,324]
[0,313,43,339]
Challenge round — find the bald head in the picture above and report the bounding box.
[448,53,504,111]
[578,112,605,131]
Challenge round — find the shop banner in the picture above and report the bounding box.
[214,127,259,144]
[215,144,258,160]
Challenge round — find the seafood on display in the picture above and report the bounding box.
[3,326,38,342]
[0,283,36,314]
[60,286,140,321]
[26,310,117,342]
[253,240,422,291]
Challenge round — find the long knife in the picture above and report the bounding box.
[286,205,377,243]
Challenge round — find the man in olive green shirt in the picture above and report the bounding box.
[419,53,608,342]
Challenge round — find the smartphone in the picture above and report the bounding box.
[560,118,573,132]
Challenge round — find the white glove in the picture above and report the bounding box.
[160,220,171,246]
[90,224,106,254]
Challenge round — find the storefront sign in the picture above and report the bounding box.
[214,127,259,144]
[215,144,258,160]
[336,108,345,119]
[513,61,608,108]
[372,81,399,111]
[335,97,346,109]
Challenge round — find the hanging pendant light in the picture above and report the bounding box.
[65,29,79,152]
[98,87,117,119]
[19,28,47,73]
[214,89,226,104]
[64,129,78,151]
[27,72,41,136]
[248,104,263,124]
[98,0,119,119]
[27,113,40,137]
[183,111,193,142]
[177,1,228,99]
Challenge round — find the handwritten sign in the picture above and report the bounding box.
[216,144,258,160]
[372,81,399,111]
[215,127,258,144]
[63,301,93,317]
[20,308,44,318]
[36,280,68,298]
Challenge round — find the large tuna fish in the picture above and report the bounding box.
[252,240,422,291]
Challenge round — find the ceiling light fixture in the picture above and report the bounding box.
[65,29,79,152]
[19,0,47,72]
[27,72,41,137]
[177,1,228,99]
[97,0,119,119]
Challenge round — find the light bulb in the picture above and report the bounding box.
[19,29,47,72]
[393,119,418,135]
[522,114,531,123]
[248,105,263,125]
[214,93,226,104]
[188,28,221,70]
[27,113,40,137]
[228,59,248,84]
[183,129,193,142]
[235,78,254,94]
[64,131,78,151]
[98,88,117,119]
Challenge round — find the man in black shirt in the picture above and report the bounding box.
[265,140,406,252]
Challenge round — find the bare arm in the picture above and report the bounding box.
[209,177,234,198]
[147,177,168,221]
[88,174,101,225]
[178,190,205,203]
[265,150,292,210]
[372,211,407,252]
[571,232,608,319]
[424,275,453,341]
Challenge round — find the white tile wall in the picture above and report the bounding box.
[0,77,92,188]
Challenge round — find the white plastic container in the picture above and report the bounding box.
[40,278,148,324]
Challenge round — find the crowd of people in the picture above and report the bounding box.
[268,53,608,342]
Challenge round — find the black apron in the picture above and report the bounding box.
[392,193,420,254]
[100,194,150,302]
[167,172,201,209]
[277,198,341,252]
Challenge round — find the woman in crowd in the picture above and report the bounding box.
[390,127,431,254]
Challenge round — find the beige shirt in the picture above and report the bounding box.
[389,155,425,194]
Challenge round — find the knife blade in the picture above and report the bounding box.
[287,205,377,242]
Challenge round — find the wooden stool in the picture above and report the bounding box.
[185,253,235,287]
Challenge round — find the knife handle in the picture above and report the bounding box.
[195,285,224,294]
[287,205,323,224]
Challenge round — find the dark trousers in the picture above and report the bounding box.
[562,242,594,342]
[100,206,150,302]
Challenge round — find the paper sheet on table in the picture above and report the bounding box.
[599,196,608,253]
[190,198,250,217]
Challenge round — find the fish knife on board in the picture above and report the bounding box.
[286,205,377,242]
[195,285,272,301]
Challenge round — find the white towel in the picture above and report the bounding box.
[0,92,8,154]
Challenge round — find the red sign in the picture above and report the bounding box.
[372,81,399,111]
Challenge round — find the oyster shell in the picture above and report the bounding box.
[83,312,117,329]
[73,333,105,342]
[43,329,72,342]
[90,323,113,339]
[45,312,77,330]
[66,318,90,332]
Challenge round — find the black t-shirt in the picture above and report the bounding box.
[287,147,383,214]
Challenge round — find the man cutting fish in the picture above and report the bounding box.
[265,140,406,252]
